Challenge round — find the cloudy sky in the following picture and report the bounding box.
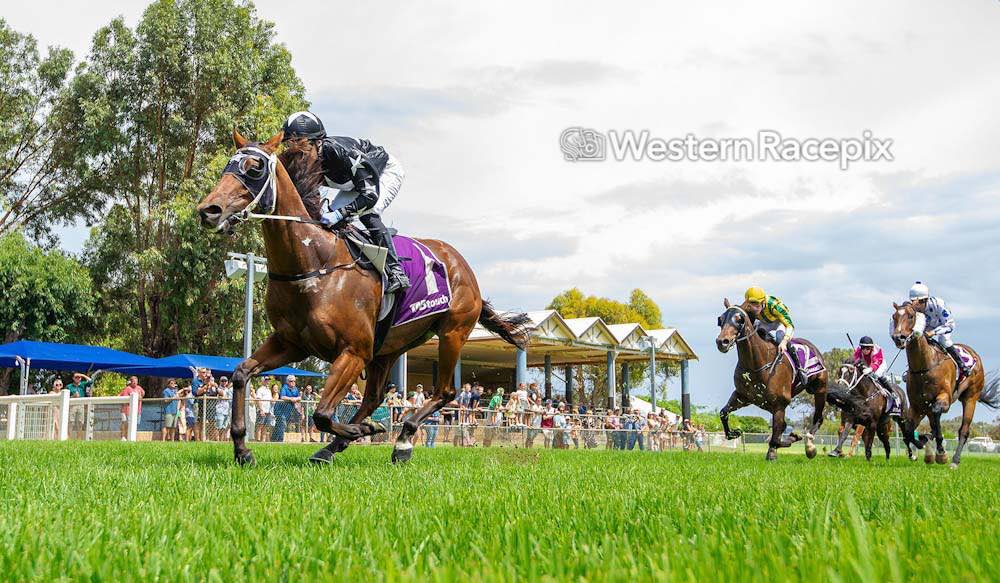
[8,1,1000,421]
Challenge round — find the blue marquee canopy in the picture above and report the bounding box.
[0,340,158,372]
[110,353,324,379]
[0,341,323,381]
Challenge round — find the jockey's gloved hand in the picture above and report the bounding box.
[321,208,348,227]
[862,367,872,376]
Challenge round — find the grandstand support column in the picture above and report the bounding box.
[515,348,528,387]
[564,365,574,405]
[58,390,70,441]
[606,350,617,410]
[392,353,409,399]
[621,362,630,409]
[127,391,139,442]
[543,355,552,400]
[681,360,691,421]
[453,359,462,390]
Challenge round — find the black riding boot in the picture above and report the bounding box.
[360,213,410,293]
[946,345,971,377]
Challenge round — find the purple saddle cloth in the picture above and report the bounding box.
[391,236,452,327]
[787,340,825,379]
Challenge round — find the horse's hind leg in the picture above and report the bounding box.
[949,396,977,469]
[928,412,948,465]
[862,426,875,461]
[392,324,472,463]
[310,356,394,465]
[804,386,826,459]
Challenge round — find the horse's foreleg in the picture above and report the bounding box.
[928,412,947,465]
[896,415,917,461]
[876,419,891,460]
[312,352,368,439]
[862,425,875,461]
[949,397,977,469]
[231,334,305,465]
[720,392,746,440]
[766,407,790,461]
[310,356,393,465]
[847,425,864,458]
[830,418,850,457]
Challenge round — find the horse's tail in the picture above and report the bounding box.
[479,300,532,349]
[979,371,1000,410]
[827,386,869,422]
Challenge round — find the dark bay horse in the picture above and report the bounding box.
[197,130,530,465]
[715,299,828,461]
[891,302,999,468]
[827,363,912,461]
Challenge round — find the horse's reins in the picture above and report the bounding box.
[723,306,779,376]
[220,146,362,281]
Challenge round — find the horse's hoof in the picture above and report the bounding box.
[805,445,817,459]
[827,450,841,458]
[765,449,777,462]
[948,462,959,470]
[309,448,334,465]
[923,454,934,465]
[935,453,948,465]
[726,429,743,440]
[235,450,256,466]
[391,445,413,464]
[788,432,802,444]
[362,419,387,435]
[907,452,917,462]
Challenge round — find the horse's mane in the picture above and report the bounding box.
[278,139,324,221]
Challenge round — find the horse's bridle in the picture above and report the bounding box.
[718,305,754,346]
[719,305,777,375]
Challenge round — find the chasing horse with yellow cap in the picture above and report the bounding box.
[715,287,828,461]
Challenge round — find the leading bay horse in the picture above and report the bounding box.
[197,130,530,465]
[890,301,999,468]
[715,299,828,461]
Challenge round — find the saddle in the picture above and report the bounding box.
[877,383,907,418]
[785,339,826,391]
[337,225,454,351]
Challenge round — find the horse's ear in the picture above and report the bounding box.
[233,128,249,148]
[892,301,900,310]
[723,298,731,308]
[262,131,284,152]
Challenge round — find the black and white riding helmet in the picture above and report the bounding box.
[282,111,326,141]
[859,336,875,347]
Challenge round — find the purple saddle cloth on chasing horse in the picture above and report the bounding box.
[786,339,825,379]
[391,236,452,328]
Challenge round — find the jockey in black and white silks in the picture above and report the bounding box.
[282,111,410,293]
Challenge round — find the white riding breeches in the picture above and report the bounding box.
[756,319,787,342]
[932,331,954,349]
[374,155,404,214]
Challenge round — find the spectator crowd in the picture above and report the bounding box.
[29,372,710,451]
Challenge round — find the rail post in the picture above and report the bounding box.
[59,390,71,441]
[6,403,16,440]
[127,391,139,442]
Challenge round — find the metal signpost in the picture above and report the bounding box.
[225,252,268,440]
